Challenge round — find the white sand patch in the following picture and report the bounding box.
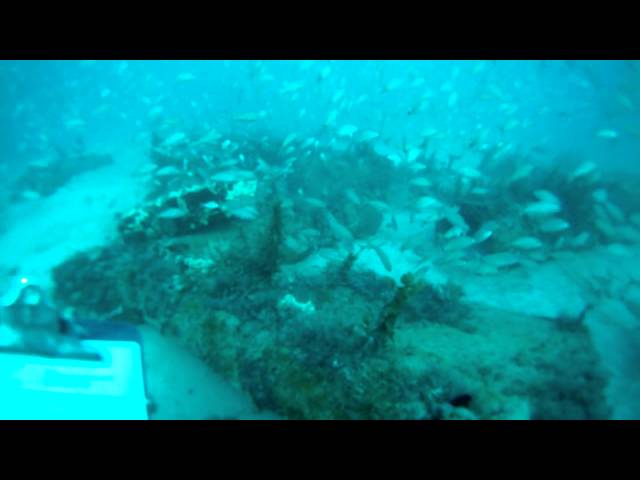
[140,326,278,420]
[460,263,587,319]
[448,244,640,418]
[0,144,150,294]
[586,303,640,420]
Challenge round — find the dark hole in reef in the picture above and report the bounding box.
[449,393,473,408]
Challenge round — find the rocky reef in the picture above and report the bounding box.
[48,128,618,419]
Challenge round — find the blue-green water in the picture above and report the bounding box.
[2,60,638,168]
[1,60,639,419]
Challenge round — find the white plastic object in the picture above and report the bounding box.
[0,339,148,420]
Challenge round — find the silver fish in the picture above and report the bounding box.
[443,236,476,252]
[161,132,187,147]
[226,206,258,221]
[158,208,187,219]
[511,237,543,250]
[539,218,570,233]
[524,201,561,217]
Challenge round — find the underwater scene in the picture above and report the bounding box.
[0,59,639,420]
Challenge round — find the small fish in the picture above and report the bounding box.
[282,133,297,148]
[407,164,426,176]
[603,201,625,223]
[279,81,304,95]
[318,66,332,80]
[192,129,221,147]
[524,201,561,217]
[444,226,465,239]
[303,197,327,209]
[387,153,403,165]
[324,111,339,128]
[325,212,353,242]
[442,206,469,232]
[504,119,520,130]
[138,163,158,175]
[483,252,521,268]
[201,201,220,210]
[539,218,570,233]
[474,224,494,243]
[226,206,258,221]
[448,92,459,108]
[211,170,255,183]
[344,189,361,205]
[299,60,316,71]
[435,249,467,265]
[629,213,640,228]
[470,187,490,196]
[332,90,345,104]
[416,196,442,210]
[299,228,322,238]
[508,164,534,183]
[177,73,196,82]
[161,132,187,147]
[440,81,454,93]
[158,208,187,219]
[415,210,442,223]
[28,160,50,169]
[511,237,543,250]
[368,200,391,212]
[21,190,41,200]
[148,106,164,118]
[359,130,380,142]
[443,236,476,252]
[592,189,608,203]
[337,125,358,137]
[300,138,316,150]
[411,77,425,88]
[606,243,632,257]
[410,177,432,188]
[569,162,597,181]
[421,127,439,138]
[616,93,634,111]
[615,226,640,243]
[475,263,500,276]
[155,166,181,177]
[384,78,405,92]
[233,111,267,122]
[455,166,483,179]
[219,158,240,169]
[596,129,619,139]
[64,119,86,129]
[407,148,422,163]
[389,214,398,231]
[594,214,617,238]
[533,190,560,205]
